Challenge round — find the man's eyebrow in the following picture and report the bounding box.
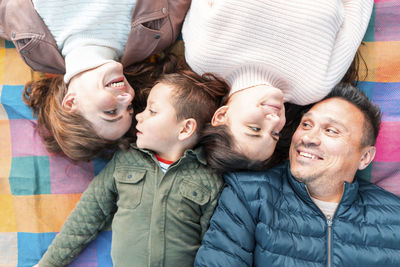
[303,112,348,130]
[102,116,123,123]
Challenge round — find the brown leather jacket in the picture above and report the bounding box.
[0,0,191,74]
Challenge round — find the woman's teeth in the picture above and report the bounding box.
[110,81,124,87]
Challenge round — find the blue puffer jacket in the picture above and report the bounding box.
[195,161,400,267]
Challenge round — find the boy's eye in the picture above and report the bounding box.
[104,109,117,115]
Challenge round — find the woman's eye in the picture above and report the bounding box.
[149,109,156,114]
[104,109,117,115]
[249,126,261,132]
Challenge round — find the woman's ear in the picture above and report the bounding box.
[358,146,376,170]
[178,118,197,141]
[62,92,78,112]
[211,105,229,126]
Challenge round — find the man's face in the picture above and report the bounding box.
[289,98,374,193]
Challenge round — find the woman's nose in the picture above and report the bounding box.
[116,93,133,105]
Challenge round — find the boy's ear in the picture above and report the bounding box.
[62,92,78,112]
[211,105,228,126]
[178,118,197,141]
[358,146,376,170]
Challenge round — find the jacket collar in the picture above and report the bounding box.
[130,144,207,165]
[286,162,360,212]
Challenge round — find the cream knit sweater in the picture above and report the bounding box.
[182,0,374,105]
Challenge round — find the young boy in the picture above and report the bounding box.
[36,70,229,267]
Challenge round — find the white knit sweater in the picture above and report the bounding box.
[182,0,374,105]
[33,0,135,83]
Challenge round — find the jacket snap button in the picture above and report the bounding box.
[193,191,197,197]
[11,32,16,38]
[162,7,167,14]
[127,174,132,179]
[154,34,161,39]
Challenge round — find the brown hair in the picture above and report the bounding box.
[156,70,230,132]
[341,43,368,86]
[23,75,131,161]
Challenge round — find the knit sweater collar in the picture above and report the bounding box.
[64,45,118,84]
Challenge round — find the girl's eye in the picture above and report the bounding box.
[271,131,280,141]
[149,109,156,114]
[249,126,261,132]
[104,109,117,115]
[301,121,312,128]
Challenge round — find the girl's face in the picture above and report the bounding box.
[64,61,135,140]
[212,85,286,161]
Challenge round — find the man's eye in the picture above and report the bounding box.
[104,109,117,115]
[249,126,261,132]
[326,128,338,134]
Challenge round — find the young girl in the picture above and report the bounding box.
[35,70,229,267]
[182,0,374,172]
[0,0,190,161]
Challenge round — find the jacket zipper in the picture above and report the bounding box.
[327,215,333,267]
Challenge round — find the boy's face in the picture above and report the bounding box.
[135,83,184,160]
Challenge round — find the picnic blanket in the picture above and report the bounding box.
[1,1,399,266]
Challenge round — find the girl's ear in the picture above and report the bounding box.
[358,146,376,170]
[211,105,229,126]
[178,118,197,141]
[62,92,78,112]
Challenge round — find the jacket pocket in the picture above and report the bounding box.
[178,179,211,222]
[114,169,146,209]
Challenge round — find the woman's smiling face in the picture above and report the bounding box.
[64,61,135,140]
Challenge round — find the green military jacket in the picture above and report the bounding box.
[39,145,224,267]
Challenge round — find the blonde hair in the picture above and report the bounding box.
[23,75,131,161]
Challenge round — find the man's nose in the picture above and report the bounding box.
[301,129,321,146]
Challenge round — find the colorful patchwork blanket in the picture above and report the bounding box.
[1,2,399,266]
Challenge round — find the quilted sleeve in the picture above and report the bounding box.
[194,173,256,267]
[38,158,119,267]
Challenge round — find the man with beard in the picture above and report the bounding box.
[194,83,400,267]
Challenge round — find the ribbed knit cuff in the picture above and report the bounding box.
[226,63,283,96]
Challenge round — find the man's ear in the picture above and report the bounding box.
[178,118,197,141]
[358,146,376,170]
[62,92,78,112]
[211,105,228,126]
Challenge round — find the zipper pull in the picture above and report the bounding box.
[326,215,333,227]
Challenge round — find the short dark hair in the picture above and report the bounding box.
[323,83,381,146]
[157,70,229,133]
